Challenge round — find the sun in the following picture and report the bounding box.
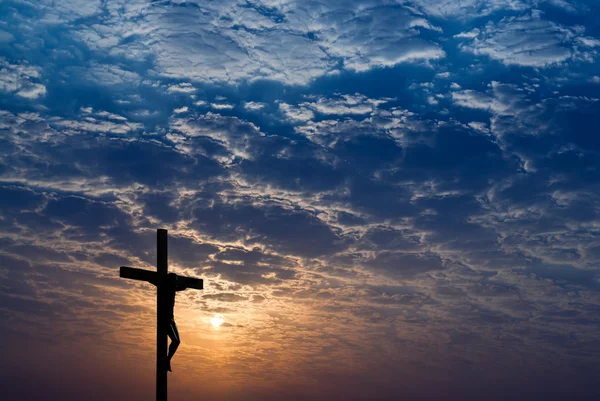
[210,315,224,328]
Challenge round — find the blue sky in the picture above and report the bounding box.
[1,1,600,400]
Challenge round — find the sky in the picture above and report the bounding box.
[1,1,600,400]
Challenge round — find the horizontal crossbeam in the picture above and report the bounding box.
[177,276,203,290]
[120,266,158,283]
[120,266,203,290]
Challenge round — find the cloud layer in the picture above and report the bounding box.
[1,1,600,401]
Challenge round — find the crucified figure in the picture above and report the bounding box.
[163,273,188,372]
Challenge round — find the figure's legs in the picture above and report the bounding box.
[166,318,180,372]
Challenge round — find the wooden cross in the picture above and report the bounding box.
[119,229,204,401]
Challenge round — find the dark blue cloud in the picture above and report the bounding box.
[0,185,45,212]
[44,196,130,230]
[191,197,345,258]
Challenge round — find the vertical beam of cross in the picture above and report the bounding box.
[119,229,204,401]
[157,229,168,401]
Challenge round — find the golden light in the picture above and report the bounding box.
[210,315,224,329]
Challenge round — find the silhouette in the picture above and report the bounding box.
[119,229,204,401]
[161,273,187,372]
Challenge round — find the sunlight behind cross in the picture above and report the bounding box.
[210,315,224,329]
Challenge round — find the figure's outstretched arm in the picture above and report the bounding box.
[175,276,188,292]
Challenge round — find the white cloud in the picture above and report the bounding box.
[410,0,529,18]
[167,83,196,93]
[542,0,578,12]
[452,90,496,111]
[454,28,480,39]
[577,37,600,47]
[81,63,141,86]
[293,106,424,149]
[0,59,46,100]
[62,1,446,86]
[315,6,445,73]
[38,0,102,21]
[52,117,143,134]
[468,121,490,133]
[79,107,128,121]
[457,13,598,68]
[95,111,128,121]
[426,95,439,105]
[244,101,266,111]
[132,8,334,86]
[451,82,529,116]
[170,112,263,160]
[211,103,234,110]
[16,83,47,99]
[174,106,189,114]
[300,94,390,116]
[279,103,315,122]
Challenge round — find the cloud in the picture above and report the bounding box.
[410,0,529,18]
[300,93,390,116]
[314,6,445,73]
[364,252,445,278]
[0,110,225,191]
[191,196,346,258]
[0,29,15,44]
[451,81,529,115]
[467,121,490,133]
[110,1,334,85]
[38,0,102,21]
[170,112,263,161]
[77,63,142,86]
[44,195,131,230]
[204,246,299,285]
[52,116,143,134]
[543,0,579,13]
[16,83,47,99]
[211,103,234,110]
[279,103,315,122]
[244,101,266,111]
[457,12,599,67]
[81,108,127,121]
[167,83,196,94]
[0,59,46,99]
[30,1,448,86]
[454,29,480,39]
[203,293,248,302]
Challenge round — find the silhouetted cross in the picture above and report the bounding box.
[119,229,203,401]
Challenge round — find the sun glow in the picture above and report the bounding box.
[210,315,224,328]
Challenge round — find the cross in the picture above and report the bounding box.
[119,229,204,401]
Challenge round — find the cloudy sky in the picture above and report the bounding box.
[1,1,600,400]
